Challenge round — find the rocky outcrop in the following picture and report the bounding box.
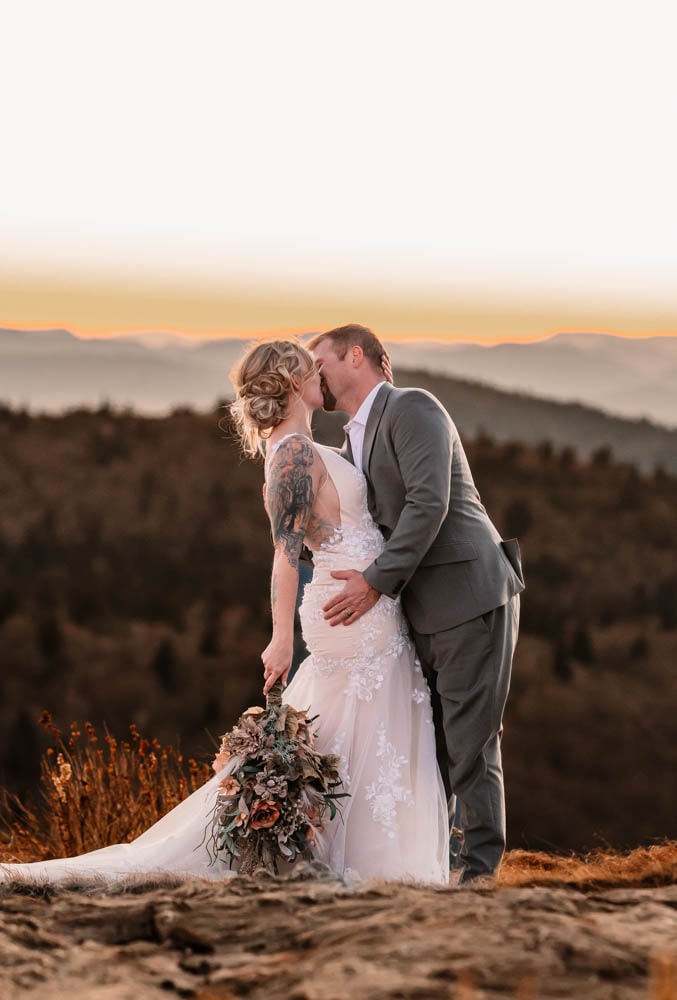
[1,873,676,998]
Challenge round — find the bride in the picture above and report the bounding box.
[1,340,449,886]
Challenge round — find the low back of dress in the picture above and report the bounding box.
[307,442,385,572]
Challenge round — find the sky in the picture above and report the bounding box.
[2,1,677,341]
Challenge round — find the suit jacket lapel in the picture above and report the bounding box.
[361,382,392,475]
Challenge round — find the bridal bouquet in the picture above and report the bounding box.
[208,682,347,874]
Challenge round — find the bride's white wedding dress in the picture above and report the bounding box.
[1,439,449,885]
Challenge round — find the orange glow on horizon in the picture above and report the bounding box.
[4,323,677,348]
[2,272,677,345]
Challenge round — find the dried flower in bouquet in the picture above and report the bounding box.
[207,680,348,874]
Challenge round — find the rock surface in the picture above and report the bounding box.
[1,873,676,999]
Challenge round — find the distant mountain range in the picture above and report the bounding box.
[0,328,241,414]
[1,328,676,472]
[375,371,677,474]
[1,328,675,427]
[386,333,677,428]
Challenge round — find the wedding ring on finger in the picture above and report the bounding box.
[344,608,352,618]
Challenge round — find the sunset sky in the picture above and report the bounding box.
[2,2,676,342]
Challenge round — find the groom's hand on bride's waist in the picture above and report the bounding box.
[323,570,380,626]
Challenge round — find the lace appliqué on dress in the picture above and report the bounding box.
[411,654,432,707]
[301,551,405,700]
[302,595,404,702]
[307,646,386,702]
[329,730,352,791]
[365,723,414,839]
[314,522,381,565]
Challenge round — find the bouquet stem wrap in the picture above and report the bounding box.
[266,678,283,710]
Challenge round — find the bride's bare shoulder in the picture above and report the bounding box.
[265,435,328,481]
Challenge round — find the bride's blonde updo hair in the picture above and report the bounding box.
[229,338,316,457]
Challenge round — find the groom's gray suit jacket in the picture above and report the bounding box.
[345,382,524,634]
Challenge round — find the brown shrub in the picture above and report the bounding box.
[0,712,212,863]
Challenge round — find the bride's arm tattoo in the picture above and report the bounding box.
[266,438,315,569]
[306,510,335,547]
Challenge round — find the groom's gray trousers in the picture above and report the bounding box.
[345,382,524,877]
[411,594,520,880]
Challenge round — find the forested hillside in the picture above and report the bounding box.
[392,369,677,473]
[0,401,675,851]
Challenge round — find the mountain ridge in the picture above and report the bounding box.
[312,369,677,474]
[1,328,676,471]
[2,327,675,425]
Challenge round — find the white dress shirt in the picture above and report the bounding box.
[344,381,386,472]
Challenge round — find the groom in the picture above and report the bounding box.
[308,324,524,885]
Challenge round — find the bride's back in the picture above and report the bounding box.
[266,434,384,570]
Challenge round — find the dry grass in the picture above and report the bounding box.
[1,716,676,897]
[499,843,677,891]
[0,713,212,863]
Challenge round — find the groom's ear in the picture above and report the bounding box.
[349,345,365,367]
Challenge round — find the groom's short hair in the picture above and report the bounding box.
[308,324,385,372]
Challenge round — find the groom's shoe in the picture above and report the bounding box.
[458,870,497,890]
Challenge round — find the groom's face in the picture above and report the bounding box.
[312,340,350,412]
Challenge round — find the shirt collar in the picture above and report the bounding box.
[344,381,386,431]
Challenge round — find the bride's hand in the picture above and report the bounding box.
[261,634,293,694]
[323,570,380,625]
